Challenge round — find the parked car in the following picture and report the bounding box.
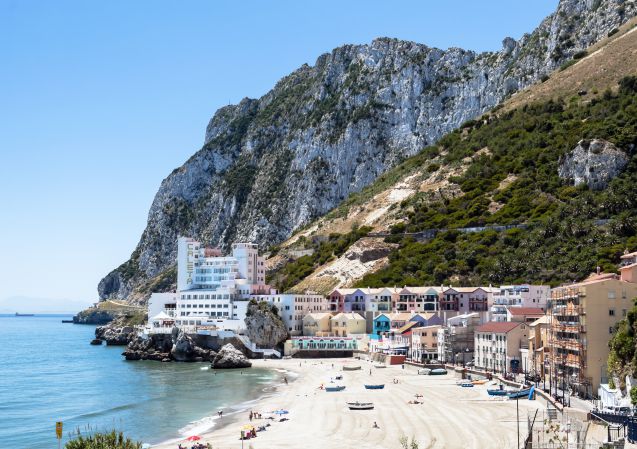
[603,406,632,415]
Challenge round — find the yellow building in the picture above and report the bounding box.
[410,325,442,363]
[526,316,549,379]
[547,252,637,397]
[302,312,333,336]
[331,312,366,336]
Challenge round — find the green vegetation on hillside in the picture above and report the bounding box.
[608,299,637,392]
[354,77,637,287]
[268,225,372,292]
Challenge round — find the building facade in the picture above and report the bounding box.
[410,325,442,363]
[490,285,549,322]
[474,321,528,374]
[547,253,637,398]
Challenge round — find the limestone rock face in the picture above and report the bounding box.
[170,328,216,362]
[211,343,252,369]
[244,301,289,348]
[559,139,629,190]
[98,0,636,302]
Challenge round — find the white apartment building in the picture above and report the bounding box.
[490,284,549,322]
[146,237,271,333]
[474,321,528,374]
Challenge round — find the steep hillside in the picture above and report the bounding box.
[268,17,637,294]
[100,0,636,303]
[270,76,637,293]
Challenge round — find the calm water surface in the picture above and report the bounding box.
[0,315,279,448]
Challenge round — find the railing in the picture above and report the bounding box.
[236,335,281,358]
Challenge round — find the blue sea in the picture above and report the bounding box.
[0,315,280,448]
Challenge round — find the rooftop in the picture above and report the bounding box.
[476,321,521,333]
[507,307,545,316]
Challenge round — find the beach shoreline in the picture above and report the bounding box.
[153,363,297,447]
[153,357,546,449]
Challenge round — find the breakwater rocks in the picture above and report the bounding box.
[211,343,252,369]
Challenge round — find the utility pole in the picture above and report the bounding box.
[516,397,520,449]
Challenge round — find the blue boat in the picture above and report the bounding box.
[364,384,385,390]
[460,382,474,387]
[507,388,533,399]
[487,389,508,396]
[325,385,346,392]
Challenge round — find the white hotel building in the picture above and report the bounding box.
[148,237,327,336]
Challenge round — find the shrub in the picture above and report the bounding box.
[572,50,588,60]
[65,430,142,449]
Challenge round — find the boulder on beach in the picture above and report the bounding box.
[211,343,252,369]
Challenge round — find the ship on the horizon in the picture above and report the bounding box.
[14,313,35,317]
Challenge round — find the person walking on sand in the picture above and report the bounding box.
[250,411,253,421]
[284,376,288,385]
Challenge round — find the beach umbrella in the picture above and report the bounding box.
[273,409,289,415]
[241,424,255,430]
[185,435,201,441]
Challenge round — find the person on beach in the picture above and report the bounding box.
[373,421,379,428]
[250,411,253,421]
[284,376,288,385]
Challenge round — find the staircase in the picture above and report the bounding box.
[236,334,282,359]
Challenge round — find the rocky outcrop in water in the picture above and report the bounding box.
[122,328,217,362]
[99,0,636,303]
[74,308,118,325]
[95,316,137,345]
[558,138,629,190]
[211,343,252,369]
[244,301,289,348]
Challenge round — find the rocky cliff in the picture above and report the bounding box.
[244,300,289,348]
[558,138,630,189]
[99,0,636,302]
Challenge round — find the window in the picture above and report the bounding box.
[623,309,627,317]
[609,309,615,316]
[608,291,616,299]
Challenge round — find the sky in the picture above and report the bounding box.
[0,0,558,311]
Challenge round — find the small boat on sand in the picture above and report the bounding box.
[325,385,346,392]
[417,368,431,375]
[472,379,488,385]
[487,389,508,396]
[343,365,362,371]
[347,402,374,410]
[364,384,385,390]
[507,387,533,399]
[374,364,386,368]
[459,382,474,387]
[428,368,447,376]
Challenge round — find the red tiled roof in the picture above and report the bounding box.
[507,307,545,316]
[476,321,521,333]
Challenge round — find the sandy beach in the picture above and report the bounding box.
[154,358,545,449]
